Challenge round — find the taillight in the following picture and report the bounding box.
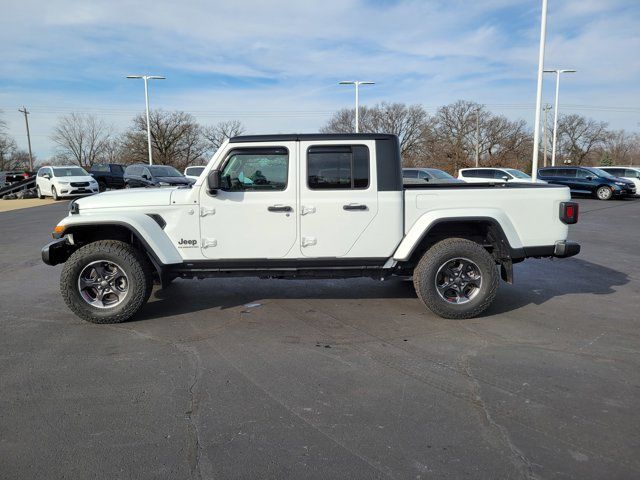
[560,202,579,224]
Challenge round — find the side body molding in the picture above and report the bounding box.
[393,208,523,261]
[58,212,183,265]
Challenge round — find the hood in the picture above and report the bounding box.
[155,176,191,184]
[75,188,173,210]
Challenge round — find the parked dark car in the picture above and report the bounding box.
[538,166,636,200]
[123,164,193,188]
[402,168,464,184]
[89,163,126,191]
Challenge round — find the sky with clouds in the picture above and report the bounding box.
[1,0,639,159]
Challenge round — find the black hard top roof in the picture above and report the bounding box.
[228,133,397,143]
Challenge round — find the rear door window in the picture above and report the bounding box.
[307,145,369,189]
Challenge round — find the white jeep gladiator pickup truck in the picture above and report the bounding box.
[42,134,580,324]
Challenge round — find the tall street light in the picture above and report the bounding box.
[338,81,374,133]
[530,0,548,182]
[126,75,165,165]
[544,69,576,166]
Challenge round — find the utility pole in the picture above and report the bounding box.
[475,107,480,167]
[542,104,552,167]
[18,106,33,171]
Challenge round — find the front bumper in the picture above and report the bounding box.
[42,237,74,266]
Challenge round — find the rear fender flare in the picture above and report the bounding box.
[393,209,523,261]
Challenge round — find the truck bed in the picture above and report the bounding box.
[403,182,571,249]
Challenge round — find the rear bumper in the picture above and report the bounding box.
[522,240,581,259]
[42,237,74,266]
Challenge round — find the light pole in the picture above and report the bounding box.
[544,69,576,166]
[338,81,374,133]
[126,75,165,165]
[475,107,481,167]
[530,0,548,182]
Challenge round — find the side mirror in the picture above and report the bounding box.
[142,174,150,180]
[207,169,221,192]
[423,177,430,182]
[502,175,510,181]
[585,176,593,181]
[43,173,51,179]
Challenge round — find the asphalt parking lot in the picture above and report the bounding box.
[1,196,639,479]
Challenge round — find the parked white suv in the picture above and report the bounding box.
[36,166,99,200]
[598,166,640,194]
[458,167,546,184]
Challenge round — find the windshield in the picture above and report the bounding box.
[186,167,205,176]
[148,166,183,177]
[52,167,88,177]
[425,169,455,179]
[505,169,531,179]
[592,168,618,180]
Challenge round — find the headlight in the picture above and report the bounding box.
[158,182,170,186]
[90,179,97,184]
[58,181,69,185]
[615,182,625,186]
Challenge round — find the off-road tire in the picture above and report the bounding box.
[60,240,153,324]
[413,238,499,319]
[51,186,59,201]
[36,186,44,199]
[596,185,613,201]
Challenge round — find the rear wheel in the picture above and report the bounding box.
[413,238,499,319]
[36,186,44,199]
[51,186,59,201]
[596,186,613,201]
[60,240,153,324]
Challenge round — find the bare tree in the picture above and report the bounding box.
[601,130,638,165]
[202,120,245,154]
[121,110,207,170]
[51,113,112,167]
[0,110,19,171]
[556,114,610,165]
[321,102,429,162]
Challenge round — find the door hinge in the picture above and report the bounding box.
[200,207,216,217]
[301,205,316,216]
[301,236,317,247]
[202,238,217,248]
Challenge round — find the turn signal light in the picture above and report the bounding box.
[52,225,65,238]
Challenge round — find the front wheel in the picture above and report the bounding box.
[51,186,59,201]
[596,186,613,201]
[36,186,44,199]
[413,238,499,319]
[60,240,154,323]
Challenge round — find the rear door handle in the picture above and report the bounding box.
[268,205,293,212]
[343,204,368,211]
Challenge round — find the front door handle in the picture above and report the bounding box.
[268,205,293,212]
[343,204,368,211]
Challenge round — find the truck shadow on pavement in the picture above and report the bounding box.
[133,257,629,322]
[486,257,630,316]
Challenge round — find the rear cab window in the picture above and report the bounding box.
[307,145,369,189]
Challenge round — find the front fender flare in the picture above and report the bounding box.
[57,212,182,266]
